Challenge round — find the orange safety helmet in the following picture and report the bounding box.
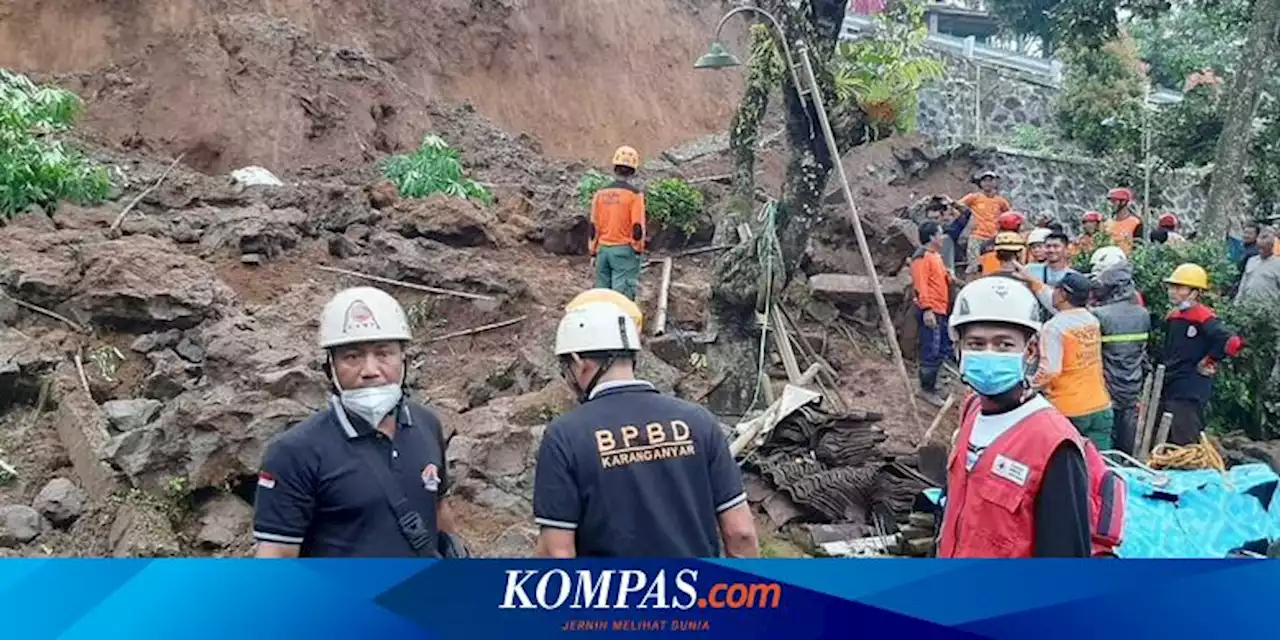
[1082,211,1104,223]
[1158,213,1178,229]
[1107,187,1134,203]
[566,288,644,333]
[997,211,1026,231]
[611,146,641,170]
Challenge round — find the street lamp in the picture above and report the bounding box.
[695,7,921,422]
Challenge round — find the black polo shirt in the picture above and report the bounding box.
[252,396,449,557]
[533,380,747,557]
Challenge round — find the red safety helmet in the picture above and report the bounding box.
[997,211,1026,231]
[1158,213,1178,229]
[1082,211,1104,223]
[1107,187,1134,203]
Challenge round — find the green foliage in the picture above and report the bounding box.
[1054,38,1147,158]
[747,23,786,88]
[645,178,704,237]
[381,134,492,204]
[575,169,612,209]
[1009,124,1053,151]
[1123,239,1280,437]
[832,1,945,135]
[1053,0,1171,51]
[1248,91,1280,222]
[1127,3,1245,89]
[987,0,1063,53]
[1070,230,1115,272]
[0,69,113,219]
[1150,85,1223,168]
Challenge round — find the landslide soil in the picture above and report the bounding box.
[0,0,743,173]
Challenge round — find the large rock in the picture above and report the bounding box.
[0,227,91,306]
[358,231,527,300]
[446,396,541,512]
[390,195,498,247]
[195,494,253,549]
[198,205,307,261]
[102,399,164,432]
[33,478,88,528]
[0,505,42,546]
[51,365,122,499]
[201,314,318,392]
[0,328,65,411]
[142,350,200,401]
[68,236,234,330]
[808,272,913,306]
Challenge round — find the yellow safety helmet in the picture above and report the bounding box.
[566,288,644,333]
[611,146,641,170]
[993,231,1025,252]
[1164,263,1209,290]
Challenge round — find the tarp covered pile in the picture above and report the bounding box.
[1114,464,1280,558]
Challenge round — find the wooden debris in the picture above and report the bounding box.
[317,265,496,301]
[1139,364,1168,460]
[920,391,958,446]
[730,380,822,458]
[0,458,16,484]
[240,253,263,265]
[653,258,673,336]
[110,154,186,232]
[73,349,95,405]
[0,292,87,333]
[425,315,527,343]
[1152,411,1174,452]
[770,307,803,383]
[643,244,735,265]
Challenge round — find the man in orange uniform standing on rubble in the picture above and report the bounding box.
[1072,211,1105,258]
[589,146,647,300]
[959,171,1012,274]
[1104,188,1143,255]
[937,277,1101,557]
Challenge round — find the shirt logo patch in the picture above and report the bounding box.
[342,300,381,334]
[1187,325,1198,338]
[421,464,440,492]
[991,454,1030,486]
[257,472,276,490]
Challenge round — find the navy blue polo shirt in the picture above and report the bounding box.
[533,380,747,557]
[252,396,449,557]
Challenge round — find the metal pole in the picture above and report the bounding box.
[794,40,922,424]
[712,6,808,111]
[1143,88,1152,234]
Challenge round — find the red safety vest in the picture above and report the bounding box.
[938,396,1125,558]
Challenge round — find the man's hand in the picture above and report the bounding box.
[923,310,938,329]
[1008,261,1032,282]
[1197,358,1219,377]
[589,256,596,269]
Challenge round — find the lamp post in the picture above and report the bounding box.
[696,7,922,422]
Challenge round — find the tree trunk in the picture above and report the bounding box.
[1203,0,1280,238]
[705,0,870,416]
[715,25,775,245]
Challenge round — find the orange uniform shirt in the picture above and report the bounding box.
[910,249,951,314]
[1031,308,1112,417]
[589,181,646,255]
[1106,216,1142,255]
[960,192,1012,240]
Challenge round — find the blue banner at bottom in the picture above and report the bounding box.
[2,559,1274,639]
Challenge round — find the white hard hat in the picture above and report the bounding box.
[554,302,641,356]
[1027,228,1052,245]
[318,286,413,349]
[948,276,1042,338]
[1090,246,1128,275]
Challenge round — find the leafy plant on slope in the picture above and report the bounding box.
[382,134,492,205]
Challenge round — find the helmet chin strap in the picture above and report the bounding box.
[571,355,618,404]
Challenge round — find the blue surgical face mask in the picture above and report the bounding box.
[1177,300,1193,310]
[960,350,1027,397]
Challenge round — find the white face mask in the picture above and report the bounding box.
[340,384,403,428]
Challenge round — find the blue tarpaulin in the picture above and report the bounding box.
[1114,464,1280,558]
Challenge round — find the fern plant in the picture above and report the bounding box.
[381,134,492,204]
[832,1,944,135]
[0,69,113,219]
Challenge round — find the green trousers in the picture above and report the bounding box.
[1069,407,1115,450]
[595,244,641,300]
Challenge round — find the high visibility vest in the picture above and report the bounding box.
[938,396,1125,558]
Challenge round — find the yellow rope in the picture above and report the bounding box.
[1148,434,1226,472]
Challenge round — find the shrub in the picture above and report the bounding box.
[0,70,113,219]
[381,134,491,204]
[575,170,612,208]
[646,178,704,237]
[1055,37,1147,158]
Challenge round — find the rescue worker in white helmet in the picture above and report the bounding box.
[252,286,468,558]
[938,276,1124,557]
[532,300,758,558]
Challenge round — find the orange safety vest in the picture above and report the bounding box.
[938,396,1126,558]
[1107,217,1142,255]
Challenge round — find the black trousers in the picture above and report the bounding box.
[1158,399,1205,446]
[1110,399,1140,455]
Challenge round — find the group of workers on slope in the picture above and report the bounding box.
[252,284,759,559]
[913,171,1264,557]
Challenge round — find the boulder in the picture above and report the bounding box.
[174,336,205,363]
[389,195,498,247]
[142,350,199,401]
[0,227,87,307]
[358,232,526,300]
[0,505,41,546]
[130,329,182,353]
[33,478,88,528]
[808,273,913,306]
[195,494,253,549]
[69,236,234,330]
[0,328,64,411]
[366,180,399,209]
[102,398,164,432]
[51,365,121,499]
[198,205,306,261]
[201,314,315,388]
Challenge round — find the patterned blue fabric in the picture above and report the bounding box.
[1114,464,1280,558]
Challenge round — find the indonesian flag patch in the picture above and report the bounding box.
[257,471,276,489]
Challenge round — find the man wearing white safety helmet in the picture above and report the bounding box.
[252,286,466,558]
[937,276,1111,557]
[533,299,758,558]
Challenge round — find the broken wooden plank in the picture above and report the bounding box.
[770,307,803,384]
[653,258,673,336]
[644,244,736,265]
[731,378,822,458]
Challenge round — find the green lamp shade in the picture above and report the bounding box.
[694,42,742,69]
